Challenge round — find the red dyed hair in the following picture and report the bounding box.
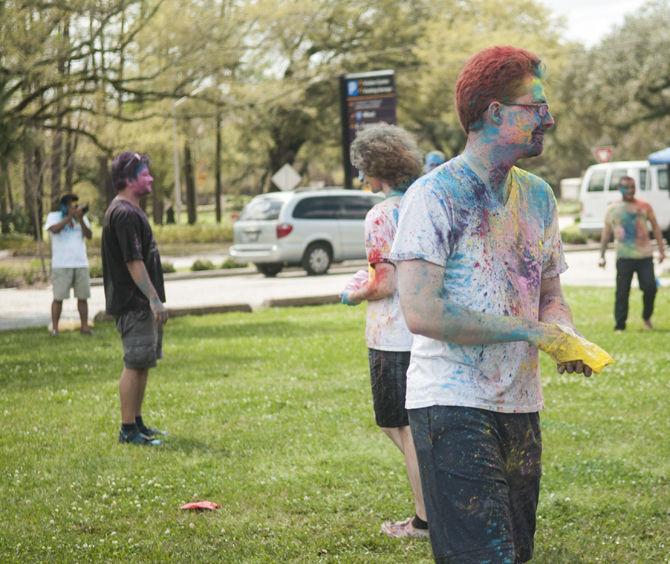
[455,46,542,132]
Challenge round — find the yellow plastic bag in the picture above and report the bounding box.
[538,324,614,373]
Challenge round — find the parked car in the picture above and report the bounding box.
[579,160,670,241]
[229,188,383,276]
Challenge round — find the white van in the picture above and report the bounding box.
[579,161,670,241]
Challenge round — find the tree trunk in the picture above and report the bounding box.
[184,141,197,225]
[23,145,45,239]
[152,188,164,225]
[0,161,10,234]
[23,147,36,235]
[97,155,114,206]
[51,126,63,202]
[118,2,126,113]
[64,125,78,193]
[34,145,45,237]
[215,110,222,223]
[50,18,68,203]
[31,147,48,277]
[6,161,14,211]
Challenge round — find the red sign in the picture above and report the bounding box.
[594,147,613,163]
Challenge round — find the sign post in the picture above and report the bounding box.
[339,70,397,188]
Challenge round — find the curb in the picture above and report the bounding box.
[562,243,602,253]
[88,262,368,287]
[90,267,257,287]
[93,303,252,322]
[262,295,340,308]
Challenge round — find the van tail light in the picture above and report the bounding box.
[276,223,293,238]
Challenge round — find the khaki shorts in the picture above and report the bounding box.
[116,309,164,369]
[52,267,91,300]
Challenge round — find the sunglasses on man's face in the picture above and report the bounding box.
[501,102,551,118]
[122,153,143,174]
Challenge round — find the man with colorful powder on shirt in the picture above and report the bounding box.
[102,151,168,446]
[599,175,665,331]
[390,46,595,562]
[341,124,429,539]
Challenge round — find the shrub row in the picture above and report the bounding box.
[191,258,247,271]
[560,224,589,245]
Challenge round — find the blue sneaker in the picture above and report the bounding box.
[119,429,161,446]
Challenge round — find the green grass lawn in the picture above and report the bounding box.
[1,288,669,562]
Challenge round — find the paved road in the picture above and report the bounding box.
[0,264,366,331]
[1,249,666,332]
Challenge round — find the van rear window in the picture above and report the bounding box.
[587,170,606,192]
[292,197,340,219]
[339,196,377,220]
[639,169,648,191]
[240,198,283,220]
[659,168,669,191]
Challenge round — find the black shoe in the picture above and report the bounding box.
[119,429,161,446]
[138,424,167,438]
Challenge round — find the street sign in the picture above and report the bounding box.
[594,146,613,163]
[339,70,397,188]
[271,163,301,191]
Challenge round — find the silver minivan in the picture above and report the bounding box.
[230,188,383,276]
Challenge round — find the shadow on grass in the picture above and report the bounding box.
[0,348,261,391]
[168,317,358,340]
[0,310,362,391]
[162,434,232,457]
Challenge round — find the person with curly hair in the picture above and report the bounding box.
[343,123,428,539]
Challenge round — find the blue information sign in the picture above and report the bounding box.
[339,70,397,187]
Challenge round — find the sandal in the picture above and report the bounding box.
[381,517,429,539]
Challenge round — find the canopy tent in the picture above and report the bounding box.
[648,147,670,165]
[648,148,670,200]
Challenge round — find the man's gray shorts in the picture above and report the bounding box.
[115,309,163,369]
[52,267,91,300]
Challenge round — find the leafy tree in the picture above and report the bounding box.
[551,0,670,183]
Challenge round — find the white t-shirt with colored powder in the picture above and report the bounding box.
[44,211,90,268]
[390,157,567,413]
[364,194,413,352]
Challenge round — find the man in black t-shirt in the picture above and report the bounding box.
[102,151,168,446]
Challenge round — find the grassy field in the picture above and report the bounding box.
[0,288,669,562]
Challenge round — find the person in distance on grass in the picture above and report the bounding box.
[341,123,429,539]
[390,46,593,562]
[44,193,93,336]
[598,175,666,331]
[102,151,168,446]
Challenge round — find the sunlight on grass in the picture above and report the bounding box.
[0,288,668,561]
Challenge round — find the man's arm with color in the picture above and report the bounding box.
[538,275,573,327]
[126,261,168,324]
[396,259,557,346]
[598,219,612,268]
[344,263,395,305]
[537,275,592,376]
[343,206,396,305]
